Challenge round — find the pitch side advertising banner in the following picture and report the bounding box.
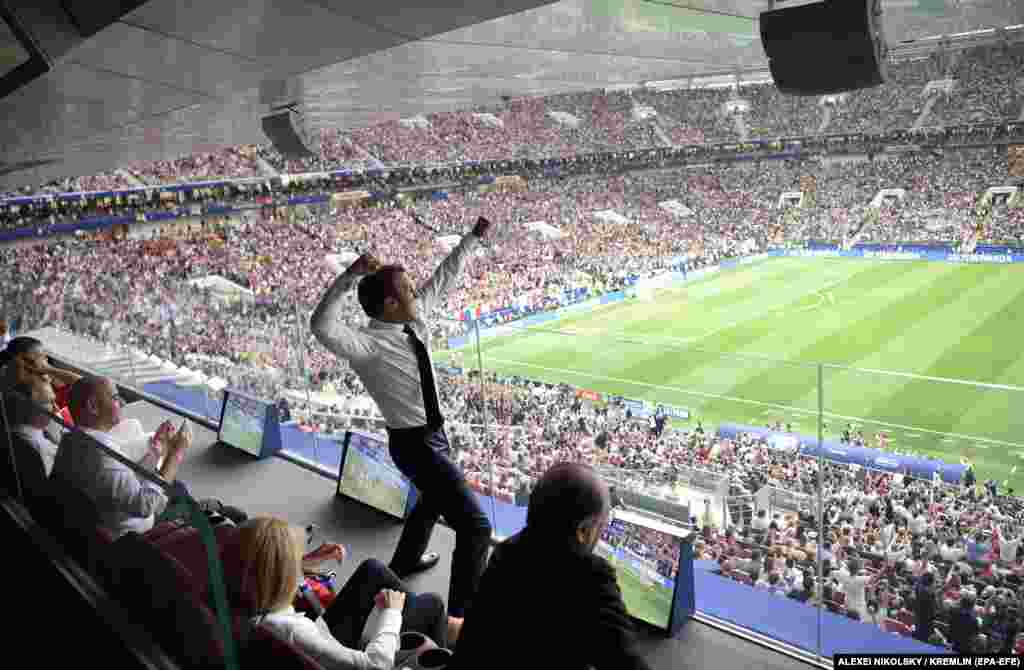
[770,246,1024,264]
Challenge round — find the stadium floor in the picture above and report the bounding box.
[119,401,813,670]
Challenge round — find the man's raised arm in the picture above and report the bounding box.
[310,253,378,364]
[417,216,491,315]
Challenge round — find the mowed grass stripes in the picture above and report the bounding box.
[450,258,1024,492]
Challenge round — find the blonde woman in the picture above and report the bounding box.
[239,517,454,670]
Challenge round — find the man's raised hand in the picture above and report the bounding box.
[348,253,381,276]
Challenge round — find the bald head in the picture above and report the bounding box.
[68,375,120,430]
[526,462,610,552]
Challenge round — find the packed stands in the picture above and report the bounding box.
[129,146,263,184]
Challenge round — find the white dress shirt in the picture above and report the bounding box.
[51,426,167,538]
[312,232,478,429]
[259,605,401,670]
[1000,534,1021,563]
[14,425,58,476]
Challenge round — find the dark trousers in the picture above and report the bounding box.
[325,559,447,648]
[387,426,492,618]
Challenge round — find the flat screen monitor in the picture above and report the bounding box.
[218,390,269,457]
[595,508,693,634]
[336,431,416,520]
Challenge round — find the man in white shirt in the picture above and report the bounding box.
[311,216,494,619]
[51,376,191,538]
[999,525,1021,565]
[909,511,928,536]
[8,379,59,475]
[833,559,873,621]
[939,538,966,563]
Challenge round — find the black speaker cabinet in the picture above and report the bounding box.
[760,0,888,95]
[261,109,317,159]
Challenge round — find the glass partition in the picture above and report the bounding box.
[18,250,1024,663]
[818,364,1024,656]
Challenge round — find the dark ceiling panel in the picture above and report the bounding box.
[308,0,561,40]
[120,0,412,78]
[67,22,266,98]
[60,0,150,38]
[3,62,199,117]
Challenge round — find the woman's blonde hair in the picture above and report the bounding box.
[237,517,306,615]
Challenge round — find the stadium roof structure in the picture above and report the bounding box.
[1,0,1023,190]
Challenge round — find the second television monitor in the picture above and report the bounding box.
[336,431,418,520]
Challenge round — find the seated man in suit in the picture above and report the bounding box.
[450,462,651,670]
[51,375,245,538]
[7,378,60,475]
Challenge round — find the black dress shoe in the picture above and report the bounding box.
[394,552,441,578]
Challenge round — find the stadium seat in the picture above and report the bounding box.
[217,528,259,612]
[239,622,327,670]
[36,474,106,575]
[4,432,50,515]
[150,523,240,601]
[97,531,229,669]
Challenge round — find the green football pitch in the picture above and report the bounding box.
[594,543,674,628]
[441,256,1024,493]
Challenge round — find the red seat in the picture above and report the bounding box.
[143,518,189,544]
[833,591,846,606]
[897,609,915,627]
[98,531,230,669]
[243,624,326,669]
[153,524,240,600]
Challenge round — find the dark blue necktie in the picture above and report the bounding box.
[404,324,444,429]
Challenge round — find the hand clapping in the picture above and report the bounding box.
[374,589,406,611]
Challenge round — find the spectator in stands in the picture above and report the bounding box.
[51,375,243,537]
[913,571,939,643]
[751,508,770,531]
[789,575,816,604]
[941,537,966,563]
[310,217,495,620]
[833,558,874,621]
[451,462,651,670]
[949,593,981,654]
[7,379,60,475]
[240,517,454,670]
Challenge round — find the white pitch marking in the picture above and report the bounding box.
[483,356,1024,451]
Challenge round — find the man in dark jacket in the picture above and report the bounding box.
[948,594,980,654]
[450,462,651,670]
[913,572,938,643]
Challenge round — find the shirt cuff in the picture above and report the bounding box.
[376,608,403,634]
